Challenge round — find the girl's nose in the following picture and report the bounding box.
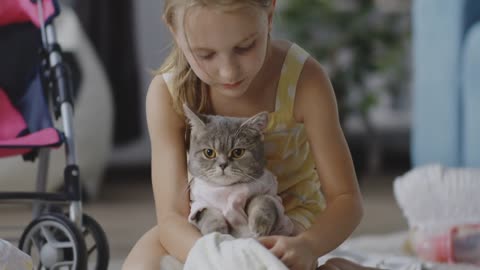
[219,56,240,83]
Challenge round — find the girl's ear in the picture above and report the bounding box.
[165,22,177,39]
[162,14,173,33]
[163,14,180,43]
[268,0,276,32]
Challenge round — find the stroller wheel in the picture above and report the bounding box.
[18,213,87,270]
[80,214,110,270]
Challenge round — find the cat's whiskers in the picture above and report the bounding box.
[184,173,210,193]
[206,170,218,178]
[231,169,257,182]
[185,178,194,194]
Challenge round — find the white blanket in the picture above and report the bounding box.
[183,233,288,270]
[180,232,480,270]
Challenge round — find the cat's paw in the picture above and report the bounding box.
[249,213,276,237]
[197,208,230,235]
[247,195,278,237]
[201,218,229,235]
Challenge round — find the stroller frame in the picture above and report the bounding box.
[0,0,82,226]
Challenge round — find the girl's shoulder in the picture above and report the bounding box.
[146,74,171,103]
[271,40,320,83]
[285,43,334,123]
[145,74,186,130]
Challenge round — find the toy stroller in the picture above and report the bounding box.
[0,0,109,269]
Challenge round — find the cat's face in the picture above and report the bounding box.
[184,104,268,186]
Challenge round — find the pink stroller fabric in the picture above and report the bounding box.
[0,0,62,159]
[0,0,58,27]
[0,89,61,158]
[0,89,27,142]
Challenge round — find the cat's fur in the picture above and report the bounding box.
[183,104,279,237]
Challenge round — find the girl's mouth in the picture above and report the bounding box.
[223,80,244,89]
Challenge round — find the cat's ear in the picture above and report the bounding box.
[241,111,268,133]
[183,104,206,130]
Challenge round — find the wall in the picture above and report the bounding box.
[109,0,170,167]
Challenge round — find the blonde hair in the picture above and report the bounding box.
[158,0,272,115]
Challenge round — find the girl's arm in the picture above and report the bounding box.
[293,58,364,257]
[146,75,202,262]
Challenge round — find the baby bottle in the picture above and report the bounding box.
[411,224,480,265]
[451,224,480,265]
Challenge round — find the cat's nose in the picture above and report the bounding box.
[219,163,228,170]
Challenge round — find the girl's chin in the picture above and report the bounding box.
[214,83,250,98]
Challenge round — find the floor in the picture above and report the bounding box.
[0,166,409,269]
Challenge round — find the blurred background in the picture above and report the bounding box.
[2,0,480,269]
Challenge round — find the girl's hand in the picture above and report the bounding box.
[258,235,317,270]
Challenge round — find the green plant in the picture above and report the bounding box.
[279,0,410,126]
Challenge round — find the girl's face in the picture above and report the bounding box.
[174,5,272,98]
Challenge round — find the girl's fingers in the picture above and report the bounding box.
[258,236,285,258]
[269,242,286,258]
[279,252,293,267]
[257,236,278,249]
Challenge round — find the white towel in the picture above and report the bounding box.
[183,232,288,270]
[0,239,33,270]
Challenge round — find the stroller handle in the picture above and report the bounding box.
[34,0,48,47]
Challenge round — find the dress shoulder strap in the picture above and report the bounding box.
[275,43,310,119]
[162,72,175,97]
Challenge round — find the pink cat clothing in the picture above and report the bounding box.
[188,169,294,238]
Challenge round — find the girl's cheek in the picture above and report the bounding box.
[249,52,266,73]
[185,54,212,82]
[192,64,215,85]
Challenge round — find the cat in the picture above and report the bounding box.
[159,105,293,269]
[183,104,293,238]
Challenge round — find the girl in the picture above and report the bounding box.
[123,0,376,269]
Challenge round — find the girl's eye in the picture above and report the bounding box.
[231,148,245,159]
[235,41,256,54]
[198,53,215,60]
[203,149,216,159]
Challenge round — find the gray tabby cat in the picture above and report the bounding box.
[159,105,282,270]
[183,104,279,237]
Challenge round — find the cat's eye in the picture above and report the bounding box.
[231,148,245,159]
[203,149,216,159]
